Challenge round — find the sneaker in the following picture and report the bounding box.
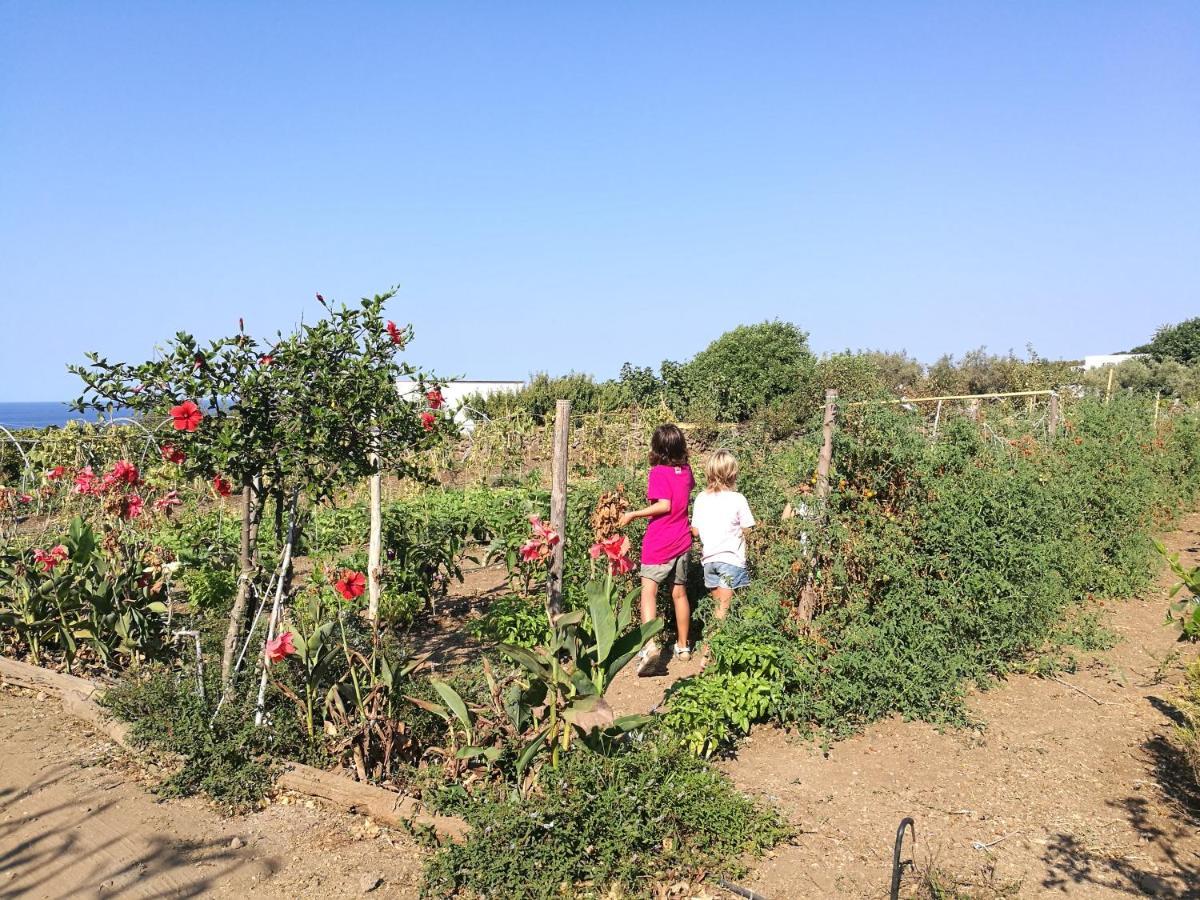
[673,643,692,662]
[636,640,661,676]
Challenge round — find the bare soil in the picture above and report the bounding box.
[0,689,424,899]
[3,520,1200,898]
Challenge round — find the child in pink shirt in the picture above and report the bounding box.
[619,424,695,674]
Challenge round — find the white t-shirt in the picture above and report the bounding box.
[691,489,756,567]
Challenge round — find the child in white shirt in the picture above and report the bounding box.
[690,450,756,624]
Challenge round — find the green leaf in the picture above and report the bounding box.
[587,579,617,663]
[431,679,474,740]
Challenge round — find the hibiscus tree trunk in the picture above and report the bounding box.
[221,475,260,692]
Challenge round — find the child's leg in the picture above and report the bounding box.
[639,576,659,625]
[671,582,690,649]
[711,586,734,621]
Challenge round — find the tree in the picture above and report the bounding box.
[1132,317,1200,364]
[70,290,443,689]
[663,321,816,421]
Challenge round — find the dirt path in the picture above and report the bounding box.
[0,689,424,899]
[724,514,1200,899]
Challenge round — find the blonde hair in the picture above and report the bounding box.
[705,449,739,490]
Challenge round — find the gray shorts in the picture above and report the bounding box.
[640,553,689,586]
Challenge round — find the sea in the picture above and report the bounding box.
[0,402,127,430]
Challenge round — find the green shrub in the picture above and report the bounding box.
[103,666,317,810]
[422,737,788,898]
[469,594,550,648]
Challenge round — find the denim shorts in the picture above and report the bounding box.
[703,561,750,590]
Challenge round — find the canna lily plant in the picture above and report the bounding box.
[498,572,663,774]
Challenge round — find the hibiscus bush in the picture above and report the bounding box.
[69,290,448,688]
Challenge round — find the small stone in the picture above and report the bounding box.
[229,837,244,849]
[360,873,383,893]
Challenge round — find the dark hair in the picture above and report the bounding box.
[649,423,689,467]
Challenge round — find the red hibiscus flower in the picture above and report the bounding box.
[33,545,69,572]
[16,494,32,505]
[265,631,296,663]
[46,465,65,481]
[334,569,366,600]
[212,476,233,497]
[170,400,203,432]
[426,388,444,410]
[259,354,274,366]
[420,411,436,432]
[74,466,98,495]
[121,493,144,520]
[386,321,406,346]
[109,459,140,486]
[161,444,186,464]
[154,490,182,512]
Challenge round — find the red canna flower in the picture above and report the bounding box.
[386,321,406,346]
[427,388,444,410]
[213,476,233,497]
[420,411,436,432]
[518,539,544,562]
[74,466,99,495]
[590,534,633,576]
[109,459,140,486]
[170,400,203,432]
[46,465,65,481]
[161,444,186,464]
[154,490,182,512]
[334,569,366,600]
[122,493,144,519]
[33,545,69,572]
[529,516,560,547]
[265,631,296,663]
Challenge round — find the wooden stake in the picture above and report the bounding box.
[1048,392,1059,438]
[815,390,837,500]
[367,424,383,623]
[1105,367,1115,404]
[547,399,570,619]
[1153,390,1161,428]
[932,398,943,439]
[255,490,300,726]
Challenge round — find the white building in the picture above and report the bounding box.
[1080,353,1146,371]
[396,379,524,429]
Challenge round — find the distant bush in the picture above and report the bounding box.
[1133,316,1200,364]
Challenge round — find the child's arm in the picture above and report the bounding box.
[619,500,670,528]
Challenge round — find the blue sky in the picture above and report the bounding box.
[1,2,1197,400]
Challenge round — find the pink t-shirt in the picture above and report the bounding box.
[641,464,695,565]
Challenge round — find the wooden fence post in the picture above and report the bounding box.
[799,390,837,625]
[1048,392,1059,438]
[1105,367,1115,405]
[547,399,570,619]
[815,390,837,500]
[1153,390,1161,428]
